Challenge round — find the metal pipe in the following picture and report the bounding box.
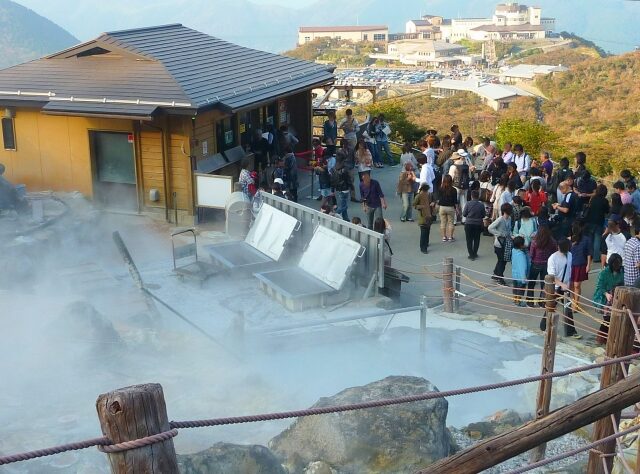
[254,305,423,333]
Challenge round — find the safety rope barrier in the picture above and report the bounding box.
[507,422,640,474]
[3,353,639,466]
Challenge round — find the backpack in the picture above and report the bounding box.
[549,167,569,195]
[247,171,258,197]
[453,163,470,190]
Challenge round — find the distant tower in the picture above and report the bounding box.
[484,40,497,65]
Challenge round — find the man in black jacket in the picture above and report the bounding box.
[463,190,486,260]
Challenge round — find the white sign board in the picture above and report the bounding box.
[195,173,233,209]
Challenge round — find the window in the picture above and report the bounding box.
[373,34,386,41]
[363,34,368,41]
[2,118,16,150]
[304,36,310,42]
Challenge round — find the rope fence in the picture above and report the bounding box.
[2,353,640,467]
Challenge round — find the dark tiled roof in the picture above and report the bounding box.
[0,24,334,114]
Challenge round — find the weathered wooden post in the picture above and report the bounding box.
[530,275,559,463]
[97,384,179,474]
[443,257,454,313]
[420,295,427,353]
[587,286,640,474]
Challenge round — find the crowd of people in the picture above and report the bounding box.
[241,112,640,342]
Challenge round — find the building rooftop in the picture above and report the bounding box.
[409,20,432,26]
[432,78,534,101]
[0,24,334,116]
[392,40,467,53]
[500,64,569,79]
[471,23,545,32]
[299,25,388,33]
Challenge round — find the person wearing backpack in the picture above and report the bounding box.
[450,151,470,223]
[512,207,537,248]
[333,151,353,221]
[316,152,336,209]
[513,144,531,182]
[549,157,571,202]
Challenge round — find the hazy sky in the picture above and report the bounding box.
[10,0,640,54]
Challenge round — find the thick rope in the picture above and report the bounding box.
[97,429,178,454]
[0,437,109,465]
[3,353,640,466]
[507,423,640,474]
[169,353,640,429]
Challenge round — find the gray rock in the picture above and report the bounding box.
[303,461,336,474]
[177,442,287,474]
[269,376,454,473]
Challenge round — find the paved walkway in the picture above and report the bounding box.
[296,164,603,342]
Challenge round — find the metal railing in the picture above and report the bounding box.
[261,193,386,289]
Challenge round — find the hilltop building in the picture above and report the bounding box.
[499,64,569,84]
[406,2,555,43]
[298,26,388,46]
[431,78,534,111]
[0,24,333,222]
[369,40,473,67]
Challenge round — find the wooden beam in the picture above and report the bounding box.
[417,371,640,474]
[587,286,640,474]
[442,257,454,313]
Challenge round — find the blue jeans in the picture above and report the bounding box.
[365,206,383,229]
[401,192,414,220]
[586,223,604,260]
[336,191,350,221]
[378,141,393,164]
[367,142,381,165]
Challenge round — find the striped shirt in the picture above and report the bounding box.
[623,237,640,286]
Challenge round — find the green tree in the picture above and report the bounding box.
[495,118,559,157]
[366,100,426,143]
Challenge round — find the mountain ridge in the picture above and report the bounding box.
[0,0,78,68]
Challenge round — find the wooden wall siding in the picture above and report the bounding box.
[139,130,165,208]
[193,109,228,158]
[168,131,192,211]
[0,109,132,196]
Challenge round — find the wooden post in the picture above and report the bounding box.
[97,384,179,474]
[420,295,427,353]
[418,371,640,474]
[454,266,461,312]
[587,286,640,474]
[529,275,559,463]
[443,257,454,313]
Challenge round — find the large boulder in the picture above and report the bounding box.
[269,376,454,473]
[177,443,287,474]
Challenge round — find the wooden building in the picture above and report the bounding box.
[0,24,334,222]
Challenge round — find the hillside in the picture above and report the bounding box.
[510,34,606,67]
[0,0,78,68]
[538,51,640,176]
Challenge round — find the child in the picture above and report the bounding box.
[512,207,537,248]
[351,216,365,227]
[511,236,530,307]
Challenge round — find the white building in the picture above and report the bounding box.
[298,26,388,46]
[499,64,569,84]
[369,40,471,67]
[411,2,554,43]
[431,78,534,110]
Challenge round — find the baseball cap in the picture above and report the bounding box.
[457,149,469,157]
[273,178,284,185]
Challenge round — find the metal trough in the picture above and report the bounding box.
[206,203,300,271]
[254,225,365,312]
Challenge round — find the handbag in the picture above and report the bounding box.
[498,235,513,262]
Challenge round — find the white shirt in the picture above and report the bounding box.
[502,151,514,164]
[547,251,572,286]
[514,153,531,175]
[339,117,359,140]
[419,163,435,192]
[606,232,628,261]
